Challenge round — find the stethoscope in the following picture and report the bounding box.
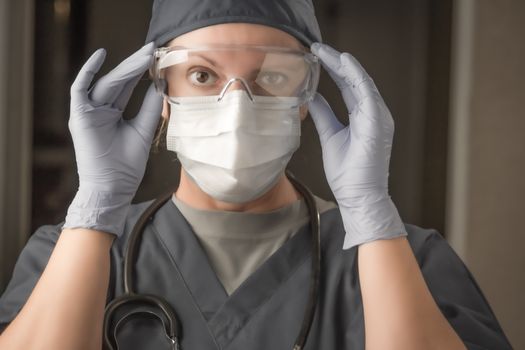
[103,173,321,350]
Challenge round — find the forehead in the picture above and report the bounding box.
[167,23,304,49]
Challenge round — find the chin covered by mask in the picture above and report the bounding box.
[166,90,301,203]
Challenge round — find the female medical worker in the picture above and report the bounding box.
[0,0,513,349]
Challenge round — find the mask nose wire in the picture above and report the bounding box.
[217,77,255,102]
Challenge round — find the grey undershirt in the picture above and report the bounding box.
[172,195,337,295]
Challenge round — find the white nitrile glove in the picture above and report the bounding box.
[308,43,407,249]
[63,42,162,236]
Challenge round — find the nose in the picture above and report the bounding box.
[217,77,255,102]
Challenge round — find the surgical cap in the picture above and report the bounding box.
[145,0,322,47]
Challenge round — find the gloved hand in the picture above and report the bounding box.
[308,43,407,249]
[63,42,162,236]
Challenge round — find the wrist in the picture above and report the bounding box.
[63,187,133,236]
[337,195,407,249]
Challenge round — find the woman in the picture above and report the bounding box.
[0,0,512,349]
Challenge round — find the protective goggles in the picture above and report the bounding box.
[150,45,320,105]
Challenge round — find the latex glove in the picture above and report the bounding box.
[308,43,406,249]
[63,42,162,236]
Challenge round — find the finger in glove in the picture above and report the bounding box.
[89,42,155,107]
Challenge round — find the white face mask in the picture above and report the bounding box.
[166,90,301,203]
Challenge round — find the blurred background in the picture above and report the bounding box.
[0,0,523,347]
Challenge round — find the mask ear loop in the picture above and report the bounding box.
[217,77,255,102]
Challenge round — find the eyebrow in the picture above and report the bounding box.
[189,53,305,74]
[191,54,223,70]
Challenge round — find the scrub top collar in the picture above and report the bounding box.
[149,200,312,348]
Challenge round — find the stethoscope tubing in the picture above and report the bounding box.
[103,172,320,350]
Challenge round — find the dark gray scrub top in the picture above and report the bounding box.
[0,198,513,349]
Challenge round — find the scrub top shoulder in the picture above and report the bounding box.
[0,198,513,349]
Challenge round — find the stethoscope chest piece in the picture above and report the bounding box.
[104,293,180,350]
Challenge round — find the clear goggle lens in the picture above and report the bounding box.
[151,45,320,105]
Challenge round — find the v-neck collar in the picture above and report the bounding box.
[152,200,312,349]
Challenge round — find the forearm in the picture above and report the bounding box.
[0,229,114,350]
[358,237,466,350]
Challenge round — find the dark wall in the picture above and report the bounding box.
[31,0,451,234]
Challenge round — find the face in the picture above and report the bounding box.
[160,23,310,120]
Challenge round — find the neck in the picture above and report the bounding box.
[175,170,302,212]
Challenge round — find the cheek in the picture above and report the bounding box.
[299,105,308,121]
[162,98,170,120]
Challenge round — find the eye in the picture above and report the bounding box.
[188,69,218,86]
[257,71,288,87]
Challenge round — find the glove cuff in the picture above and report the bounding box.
[338,195,407,250]
[63,188,133,236]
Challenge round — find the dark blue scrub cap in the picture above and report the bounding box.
[145,0,322,47]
